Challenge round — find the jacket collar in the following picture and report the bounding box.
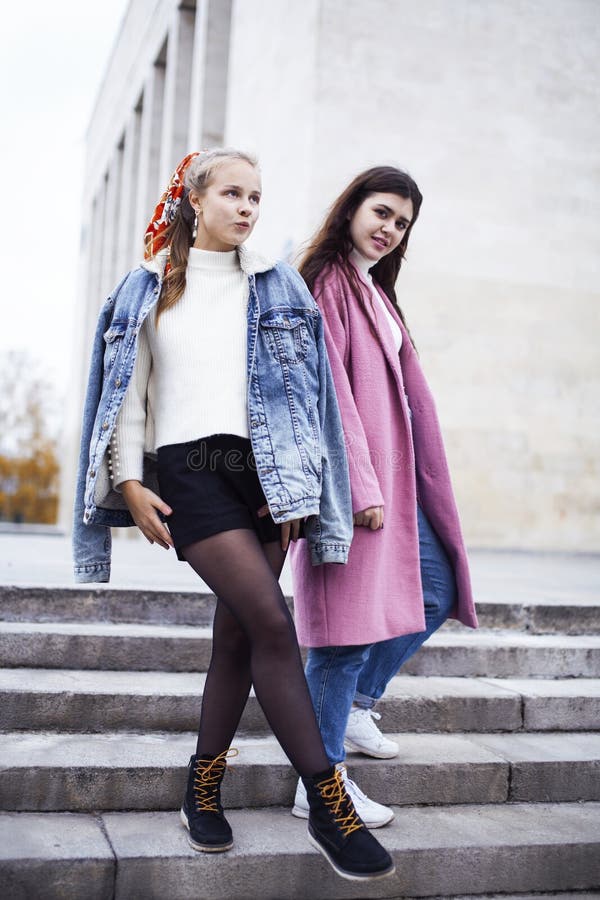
[140,244,275,279]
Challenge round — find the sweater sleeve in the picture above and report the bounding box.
[110,320,152,492]
[316,273,384,514]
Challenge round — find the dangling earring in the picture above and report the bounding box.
[192,209,198,240]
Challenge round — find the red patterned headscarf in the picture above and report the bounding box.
[143,151,200,263]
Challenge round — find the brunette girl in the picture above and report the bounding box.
[72,150,395,881]
[289,166,479,823]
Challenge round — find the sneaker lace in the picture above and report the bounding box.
[337,764,367,803]
[193,748,238,813]
[355,707,383,735]
[316,768,363,837]
[357,708,381,722]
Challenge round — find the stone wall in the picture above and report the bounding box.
[226,0,600,550]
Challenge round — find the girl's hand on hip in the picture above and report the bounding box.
[120,480,174,549]
[353,506,384,530]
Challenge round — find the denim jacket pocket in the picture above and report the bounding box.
[102,320,129,372]
[260,313,310,365]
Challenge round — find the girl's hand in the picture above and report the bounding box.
[120,480,174,549]
[280,518,303,552]
[353,506,384,530]
[257,503,302,552]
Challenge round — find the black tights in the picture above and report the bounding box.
[181,528,330,778]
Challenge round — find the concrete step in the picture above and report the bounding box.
[1,584,599,635]
[426,896,600,900]
[1,621,599,678]
[1,731,599,812]
[0,585,217,627]
[1,669,599,734]
[1,804,599,899]
[402,631,600,677]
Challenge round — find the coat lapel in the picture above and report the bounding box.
[350,262,411,405]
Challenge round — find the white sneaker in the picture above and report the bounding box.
[344,707,399,759]
[291,763,394,828]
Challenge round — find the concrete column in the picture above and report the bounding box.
[134,57,167,258]
[187,0,208,148]
[159,4,196,185]
[87,187,106,318]
[116,108,142,275]
[201,0,232,146]
[99,148,123,299]
[188,0,232,148]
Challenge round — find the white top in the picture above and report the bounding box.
[109,246,249,490]
[349,248,403,354]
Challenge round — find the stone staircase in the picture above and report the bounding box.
[0,584,599,900]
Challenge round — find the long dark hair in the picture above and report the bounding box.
[299,166,423,341]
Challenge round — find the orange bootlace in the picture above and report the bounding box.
[193,748,239,812]
[315,768,363,837]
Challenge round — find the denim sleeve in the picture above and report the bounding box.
[71,263,134,583]
[72,296,115,583]
[306,308,353,565]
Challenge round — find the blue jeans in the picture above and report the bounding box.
[305,505,457,764]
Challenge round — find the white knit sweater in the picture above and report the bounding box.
[109,246,249,490]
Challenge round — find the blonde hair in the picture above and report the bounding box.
[156,148,259,323]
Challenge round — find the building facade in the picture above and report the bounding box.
[62,0,600,553]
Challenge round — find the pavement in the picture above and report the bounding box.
[0,528,598,604]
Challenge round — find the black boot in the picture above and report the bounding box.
[302,765,395,881]
[180,750,237,852]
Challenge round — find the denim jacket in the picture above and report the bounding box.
[72,244,353,582]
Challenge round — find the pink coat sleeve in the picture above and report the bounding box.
[316,272,384,514]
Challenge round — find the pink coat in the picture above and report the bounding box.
[289,261,478,647]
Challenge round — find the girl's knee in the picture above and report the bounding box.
[253,612,297,655]
[214,618,251,658]
[424,577,456,625]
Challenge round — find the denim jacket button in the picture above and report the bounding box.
[115,377,122,387]
[90,469,96,477]
[102,422,109,430]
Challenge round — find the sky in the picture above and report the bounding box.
[0,0,130,419]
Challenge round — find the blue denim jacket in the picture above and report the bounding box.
[72,244,352,582]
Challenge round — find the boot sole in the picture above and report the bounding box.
[344,738,399,759]
[180,807,233,853]
[293,804,394,829]
[307,831,396,881]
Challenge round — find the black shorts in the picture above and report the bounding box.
[157,433,282,561]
